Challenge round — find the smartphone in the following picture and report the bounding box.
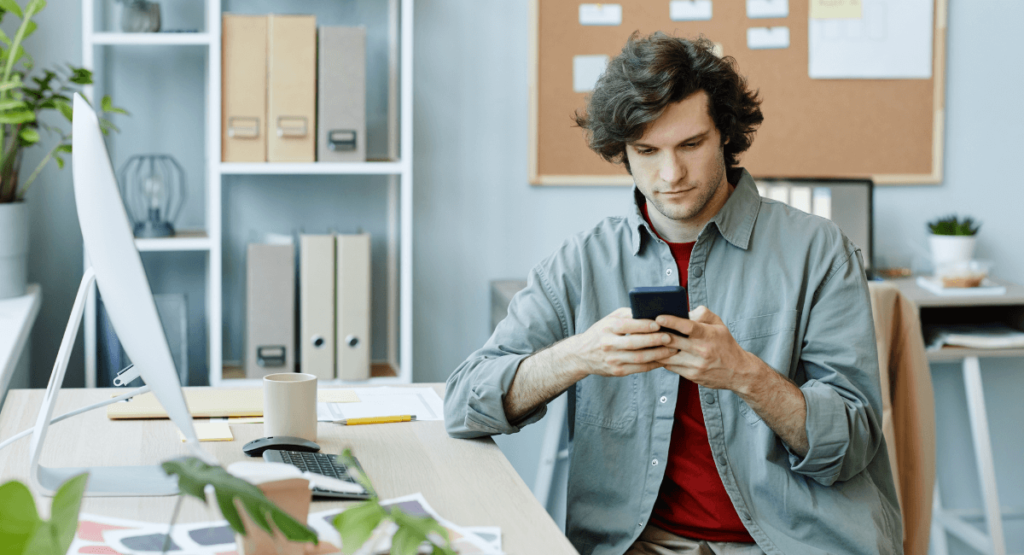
[628,286,689,336]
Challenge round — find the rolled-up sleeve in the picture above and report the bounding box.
[445,262,574,439]
[788,247,884,486]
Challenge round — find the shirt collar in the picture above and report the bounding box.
[628,167,761,255]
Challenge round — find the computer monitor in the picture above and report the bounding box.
[754,178,874,270]
[27,94,208,497]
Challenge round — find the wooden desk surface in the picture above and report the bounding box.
[0,385,578,555]
[887,276,1024,308]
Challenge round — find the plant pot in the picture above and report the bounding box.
[0,201,28,299]
[929,234,976,269]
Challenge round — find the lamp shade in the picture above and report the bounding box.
[118,154,187,238]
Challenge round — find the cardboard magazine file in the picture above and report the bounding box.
[246,243,296,378]
[267,14,317,162]
[317,26,367,162]
[222,14,268,162]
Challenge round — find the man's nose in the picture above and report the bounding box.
[659,153,685,184]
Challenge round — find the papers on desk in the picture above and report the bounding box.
[309,493,504,554]
[917,276,1007,297]
[925,324,1024,352]
[318,386,445,422]
[71,492,503,554]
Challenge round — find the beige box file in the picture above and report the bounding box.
[246,243,295,378]
[300,235,336,380]
[317,26,366,162]
[336,234,371,381]
[267,14,317,162]
[222,14,268,162]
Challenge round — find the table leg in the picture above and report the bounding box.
[931,480,950,555]
[962,355,1006,555]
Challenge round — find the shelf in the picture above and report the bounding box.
[219,362,400,386]
[135,230,212,252]
[90,32,212,46]
[219,161,406,176]
[926,347,1024,363]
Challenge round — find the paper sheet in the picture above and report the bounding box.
[808,0,933,79]
[317,389,359,403]
[747,0,788,19]
[178,422,233,442]
[317,386,445,422]
[669,0,713,21]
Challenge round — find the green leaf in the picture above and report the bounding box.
[56,143,71,154]
[0,0,23,18]
[336,449,376,498]
[0,108,34,124]
[0,27,10,46]
[53,98,71,121]
[54,155,63,169]
[68,67,91,85]
[391,507,454,555]
[100,94,128,115]
[26,0,45,14]
[47,473,88,554]
[333,501,387,555]
[19,127,38,143]
[22,19,35,38]
[0,480,42,554]
[0,98,27,111]
[161,457,318,545]
[390,524,426,555]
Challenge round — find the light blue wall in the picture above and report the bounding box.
[16,0,1024,552]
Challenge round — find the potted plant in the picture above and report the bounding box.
[0,0,126,299]
[927,214,980,269]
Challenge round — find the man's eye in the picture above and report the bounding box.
[684,142,699,148]
[637,148,655,155]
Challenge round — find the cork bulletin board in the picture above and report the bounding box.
[529,0,948,186]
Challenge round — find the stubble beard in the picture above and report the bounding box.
[649,150,727,222]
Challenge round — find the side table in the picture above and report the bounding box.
[888,277,1024,555]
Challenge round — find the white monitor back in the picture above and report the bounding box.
[70,94,198,445]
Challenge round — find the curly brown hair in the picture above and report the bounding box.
[575,32,764,174]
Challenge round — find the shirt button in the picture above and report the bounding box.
[652,459,659,466]
[638,521,644,527]
[660,396,668,404]
[703,394,715,405]
[666,268,673,276]
[694,267,704,278]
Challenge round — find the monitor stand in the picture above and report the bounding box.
[28,268,194,497]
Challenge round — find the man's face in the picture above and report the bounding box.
[625,91,728,224]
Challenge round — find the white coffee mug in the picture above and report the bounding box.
[263,373,317,442]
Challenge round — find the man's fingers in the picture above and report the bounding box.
[689,305,723,325]
[609,317,660,335]
[612,332,673,351]
[655,315,699,337]
[609,307,633,318]
[608,346,679,365]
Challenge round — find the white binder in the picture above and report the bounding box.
[300,235,336,379]
[336,234,371,381]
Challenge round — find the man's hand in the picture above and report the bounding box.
[657,305,810,456]
[571,307,679,378]
[503,307,677,424]
[653,306,759,393]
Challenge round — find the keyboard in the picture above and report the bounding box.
[262,450,372,500]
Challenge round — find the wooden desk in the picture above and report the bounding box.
[0,385,578,555]
[888,277,1024,555]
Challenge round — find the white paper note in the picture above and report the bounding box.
[808,0,932,79]
[747,26,790,49]
[573,55,609,93]
[747,0,788,19]
[579,3,622,25]
[812,188,832,220]
[669,0,713,21]
[317,386,446,422]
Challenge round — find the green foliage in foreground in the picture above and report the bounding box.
[0,473,87,555]
[333,449,456,555]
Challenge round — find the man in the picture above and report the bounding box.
[444,33,901,555]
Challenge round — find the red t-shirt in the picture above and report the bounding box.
[641,203,754,543]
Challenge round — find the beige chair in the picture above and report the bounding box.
[868,282,937,555]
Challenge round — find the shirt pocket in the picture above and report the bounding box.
[727,309,799,426]
[575,374,638,430]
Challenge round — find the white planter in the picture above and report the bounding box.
[929,234,976,269]
[0,201,29,299]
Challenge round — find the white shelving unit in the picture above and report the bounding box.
[80,0,414,388]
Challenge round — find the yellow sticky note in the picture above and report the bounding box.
[318,389,360,403]
[228,417,264,424]
[810,0,863,19]
[179,422,234,442]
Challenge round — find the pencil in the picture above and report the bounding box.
[336,415,417,426]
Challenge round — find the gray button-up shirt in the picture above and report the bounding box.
[444,168,902,555]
